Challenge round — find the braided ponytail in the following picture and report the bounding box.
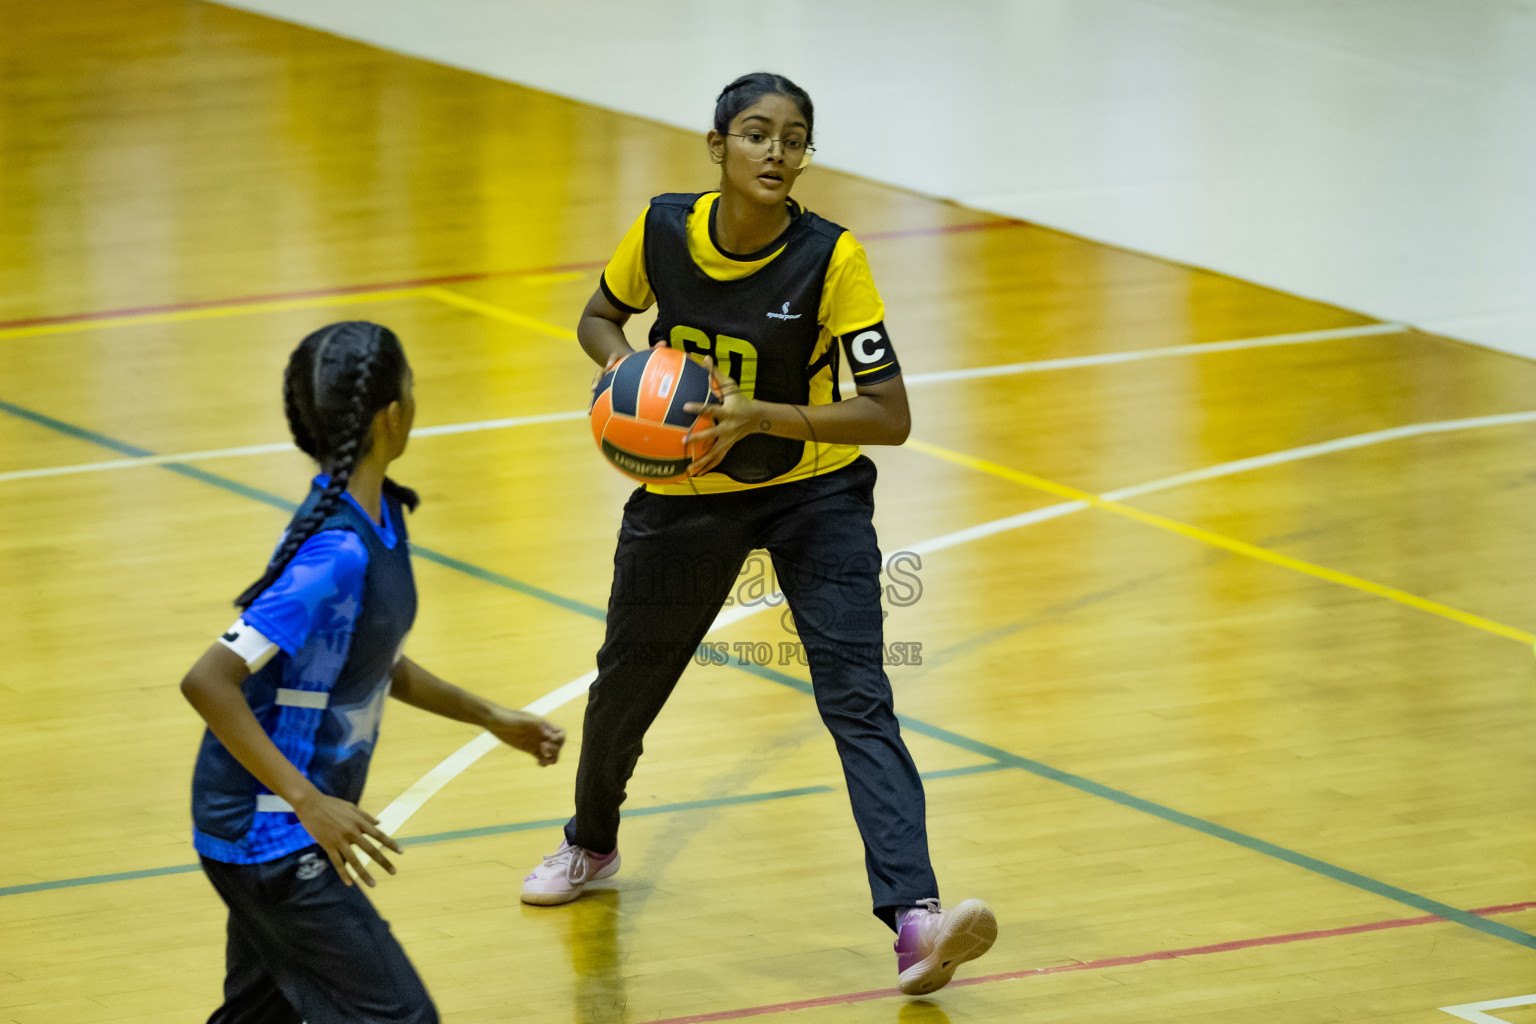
[235,322,415,608]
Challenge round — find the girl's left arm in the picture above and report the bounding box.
[755,373,910,446]
[389,657,565,765]
[683,359,910,475]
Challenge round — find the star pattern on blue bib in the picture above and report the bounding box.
[333,680,389,760]
[329,592,360,628]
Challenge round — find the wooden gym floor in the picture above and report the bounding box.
[1,2,1533,1022]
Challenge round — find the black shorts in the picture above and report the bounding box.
[200,846,437,1024]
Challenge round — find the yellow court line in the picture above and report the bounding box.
[420,286,578,341]
[0,289,428,341]
[904,438,1535,645]
[514,271,588,287]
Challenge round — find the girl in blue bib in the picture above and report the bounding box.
[182,321,565,1023]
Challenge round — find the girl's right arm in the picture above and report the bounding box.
[577,287,638,370]
[180,643,401,886]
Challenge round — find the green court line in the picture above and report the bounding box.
[397,785,835,847]
[0,863,206,896]
[0,772,1006,897]
[4,396,1532,952]
[171,469,606,617]
[731,659,1536,951]
[0,398,156,457]
[917,762,1015,782]
[0,397,606,618]
[409,546,604,621]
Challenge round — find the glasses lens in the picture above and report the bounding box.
[735,134,812,169]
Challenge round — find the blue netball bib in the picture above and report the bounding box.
[191,479,416,864]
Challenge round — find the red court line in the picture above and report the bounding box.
[860,218,1028,242]
[0,262,604,331]
[0,219,1027,332]
[637,900,1536,1024]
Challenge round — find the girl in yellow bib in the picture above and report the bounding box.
[522,72,996,996]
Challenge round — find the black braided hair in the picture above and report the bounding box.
[713,72,814,144]
[234,321,417,609]
[282,362,321,463]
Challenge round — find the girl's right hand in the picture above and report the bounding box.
[487,707,566,766]
[591,339,673,397]
[292,790,402,887]
[591,351,626,397]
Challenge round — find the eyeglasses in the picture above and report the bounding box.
[725,131,815,170]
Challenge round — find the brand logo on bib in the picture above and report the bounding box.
[766,301,803,321]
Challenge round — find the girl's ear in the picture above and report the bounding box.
[367,400,401,454]
[382,398,405,439]
[706,129,725,165]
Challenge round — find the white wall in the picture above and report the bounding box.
[215,0,1536,357]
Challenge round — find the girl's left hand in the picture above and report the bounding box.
[683,356,760,476]
[488,709,566,766]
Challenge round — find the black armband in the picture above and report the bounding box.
[839,321,901,384]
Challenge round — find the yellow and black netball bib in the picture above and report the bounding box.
[642,192,843,484]
[599,191,900,495]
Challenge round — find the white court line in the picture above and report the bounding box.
[904,410,1536,557]
[900,322,1407,386]
[1439,994,1536,1023]
[0,322,1404,485]
[1104,410,1536,502]
[375,671,596,835]
[411,410,588,437]
[0,411,590,483]
[370,406,1536,838]
[0,442,297,481]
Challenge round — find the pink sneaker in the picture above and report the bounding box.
[894,898,997,995]
[520,839,620,906]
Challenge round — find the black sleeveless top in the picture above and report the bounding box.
[643,192,845,484]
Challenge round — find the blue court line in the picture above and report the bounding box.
[4,395,1532,951]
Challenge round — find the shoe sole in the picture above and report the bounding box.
[519,886,586,906]
[519,852,622,906]
[897,899,998,996]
